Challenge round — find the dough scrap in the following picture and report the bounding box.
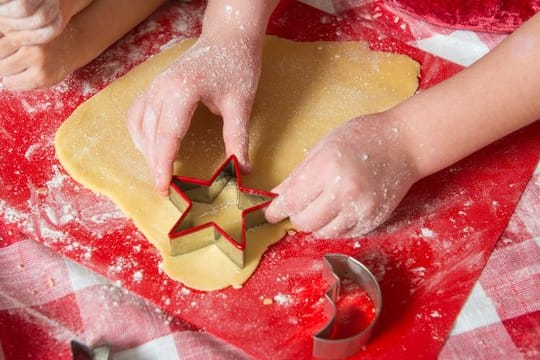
[55,36,419,291]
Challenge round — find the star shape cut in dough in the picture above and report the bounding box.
[168,156,276,268]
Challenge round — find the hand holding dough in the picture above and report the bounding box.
[266,113,419,238]
[127,35,263,195]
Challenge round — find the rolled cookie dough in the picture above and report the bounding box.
[55,36,419,291]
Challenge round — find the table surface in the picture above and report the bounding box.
[0,1,539,359]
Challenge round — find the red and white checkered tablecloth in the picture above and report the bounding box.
[440,167,540,359]
[1,1,539,359]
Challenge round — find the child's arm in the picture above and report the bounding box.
[0,0,166,90]
[127,0,281,195]
[265,12,540,239]
[398,12,540,178]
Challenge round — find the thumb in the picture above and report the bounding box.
[221,97,251,172]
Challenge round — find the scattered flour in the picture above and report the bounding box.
[133,270,144,283]
[421,228,435,238]
[273,293,293,306]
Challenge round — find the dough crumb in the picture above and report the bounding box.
[36,187,48,195]
[263,298,273,305]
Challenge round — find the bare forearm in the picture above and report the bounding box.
[64,0,166,69]
[202,0,280,42]
[397,12,540,178]
[69,0,94,16]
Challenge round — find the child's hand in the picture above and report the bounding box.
[265,113,420,239]
[127,35,263,195]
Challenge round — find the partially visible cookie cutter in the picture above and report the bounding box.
[71,340,111,360]
[168,155,275,269]
[313,254,382,359]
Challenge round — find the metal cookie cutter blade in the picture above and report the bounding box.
[313,254,382,360]
[168,155,275,269]
[71,340,111,360]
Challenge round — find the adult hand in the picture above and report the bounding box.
[265,113,420,239]
[127,35,263,195]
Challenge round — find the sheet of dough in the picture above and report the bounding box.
[55,36,419,291]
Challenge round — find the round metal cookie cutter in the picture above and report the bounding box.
[313,254,382,359]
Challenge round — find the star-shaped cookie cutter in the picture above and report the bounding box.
[168,155,276,269]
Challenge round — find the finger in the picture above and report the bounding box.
[126,93,148,153]
[0,1,58,31]
[289,191,340,233]
[151,95,198,195]
[0,35,19,59]
[265,164,325,223]
[314,213,358,239]
[0,48,27,76]
[0,0,42,18]
[2,65,42,90]
[1,15,61,45]
[140,99,162,172]
[220,96,251,172]
[341,222,376,239]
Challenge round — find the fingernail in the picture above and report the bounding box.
[158,189,169,197]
